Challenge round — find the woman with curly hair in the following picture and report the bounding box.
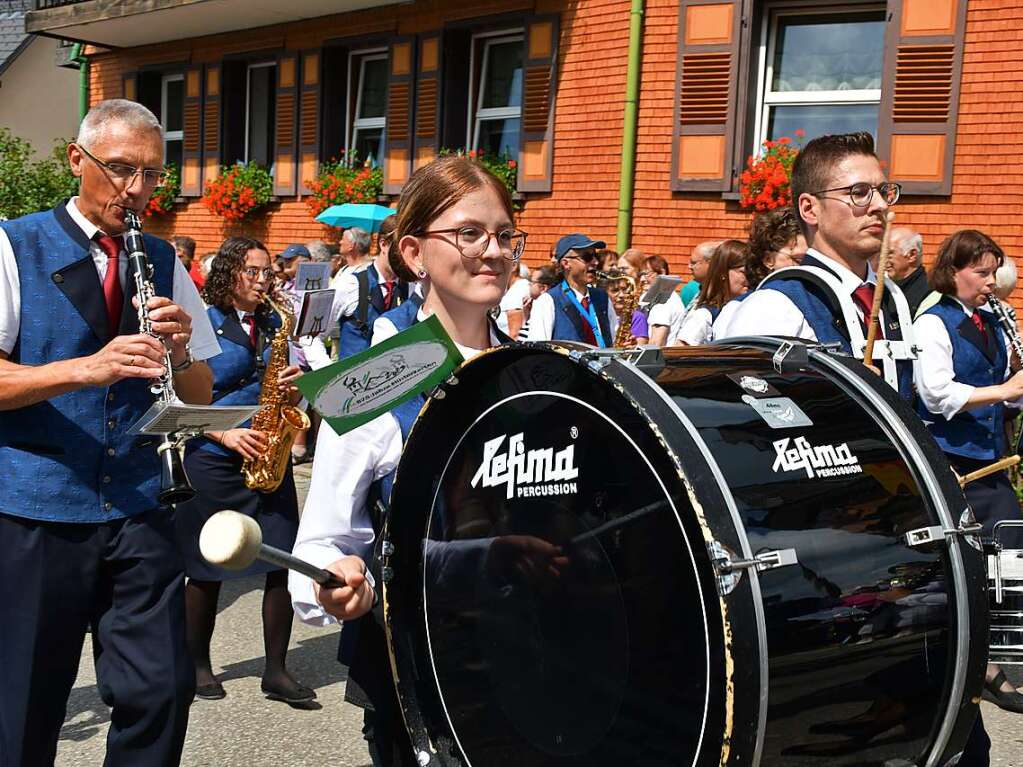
[174,236,312,704]
[676,240,750,345]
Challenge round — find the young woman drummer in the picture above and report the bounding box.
[914,229,1023,714]
[676,239,750,345]
[289,156,524,766]
[174,237,311,703]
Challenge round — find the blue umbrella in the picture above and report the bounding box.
[315,203,395,232]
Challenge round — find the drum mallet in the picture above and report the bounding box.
[957,454,1021,487]
[863,210,896,369]
[199,510,345,587]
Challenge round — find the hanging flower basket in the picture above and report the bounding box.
[305,154,384,218]
[144,163,180,217]
[440,147,518,204]
[739,130,804,212]
[201,162,272,222]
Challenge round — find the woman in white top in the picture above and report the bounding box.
[288,156,525,766]
[677,240,750,345]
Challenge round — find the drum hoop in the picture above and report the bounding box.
[421,386,714,767]
[605,356,771,767]
[793,342,974,767]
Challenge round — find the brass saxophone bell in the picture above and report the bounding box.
[158,440,195,505]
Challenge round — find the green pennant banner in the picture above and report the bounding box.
[296,314,464,437]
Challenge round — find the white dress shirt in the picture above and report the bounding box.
[647,291,685,345]
[712,299,743,340]
[526,284,619,343]
[677,305,715,345]
[289,327,501,626]
[0,198,218,360]
[914,296,1019,419]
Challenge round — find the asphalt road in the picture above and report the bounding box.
[54,462,1023,765]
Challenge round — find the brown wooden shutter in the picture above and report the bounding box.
[274,52,299,196]
[517,15,559,194]
[181,64,204,196]
[670,0,743,192]
[298,49,321,195]
[202,64,222,184]
[384,36,415,195]
[122,71,138,101]
[414,32,442,171]
[877,0,967,196]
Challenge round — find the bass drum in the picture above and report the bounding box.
[382,339,987,767]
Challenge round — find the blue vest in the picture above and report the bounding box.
[917,297,1008,460]
[760,255,915,401]
[338,265,410,360]
[549,284,612,346]
[195,304,281,457]
[0,205,175,522]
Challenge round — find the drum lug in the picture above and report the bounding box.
[771,340,809,373]
[905,517,985,549]
[709,540,798,595]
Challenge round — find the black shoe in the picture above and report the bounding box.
[195,680,226,700]
[982,670,1023,713]
[261,677,316,704]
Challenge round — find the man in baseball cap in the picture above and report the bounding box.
[277,243,311,283]
[527,233,619,346]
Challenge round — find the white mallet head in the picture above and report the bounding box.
[199,510,262,570]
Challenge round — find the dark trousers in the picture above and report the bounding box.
[0,509,194,767]
[960,712,991,767]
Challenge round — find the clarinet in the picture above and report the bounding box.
[123,210,196,504]
[988,295,1023,372]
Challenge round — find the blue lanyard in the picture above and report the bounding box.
[561,281,606,347]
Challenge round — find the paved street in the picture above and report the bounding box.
[55,462,1023,765]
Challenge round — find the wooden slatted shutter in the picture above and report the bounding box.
[274,52,299,196]
[877,0,967,196]
[298,49,321,195]
[384,36,415,195]
[518,15,559,194]
[414,32,442,171]
[202,64,222,184]
[122,71,138,101]
[670,0,743,192]
[181,64,204,196]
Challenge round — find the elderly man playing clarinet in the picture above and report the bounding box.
[0,100,219,766]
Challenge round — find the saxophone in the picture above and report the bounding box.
[599,269,643,347]
[242,289,311,492]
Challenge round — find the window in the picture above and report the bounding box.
[161,74,184,169]
[347,50,387,167]
[753,7,886,144]
[245,62,276,166]
[470,32,524,159]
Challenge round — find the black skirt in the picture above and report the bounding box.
[174,446,300,580]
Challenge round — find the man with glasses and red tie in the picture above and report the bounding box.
[0,99,218,765]
[527,233,619,346]
[725,132,917,400]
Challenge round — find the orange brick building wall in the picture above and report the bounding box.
[87,0,1023,303]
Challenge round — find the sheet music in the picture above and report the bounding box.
[294,289,336,338]
[129,402,259,435]
[294,262,332,292]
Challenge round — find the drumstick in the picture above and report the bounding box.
[863,210,896,369]
[199,510,346,587]
[957,454,1021,487]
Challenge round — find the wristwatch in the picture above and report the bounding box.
[171,345,194,372]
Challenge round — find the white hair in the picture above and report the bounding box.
[305,241,332,263]
[77,99,162,150]
[894,231,924,266]
[344,227,371,255]
[995,257,1018,300]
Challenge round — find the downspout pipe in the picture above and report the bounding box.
[616,0,645,251]
[70,43,89,122]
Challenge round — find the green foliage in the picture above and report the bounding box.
[306,153,384,217]
[201,162,273,222]
[0,130,79,221]
[144,163,181,217]
[439,147,519,206]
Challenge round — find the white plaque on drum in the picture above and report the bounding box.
[741,395,813,429]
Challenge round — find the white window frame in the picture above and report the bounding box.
[752,4,886,150]
[344,48,388,166]
[467,29,525,153]
[244,61,276,164]
[160,73,184,165]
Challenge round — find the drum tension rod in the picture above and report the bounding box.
[709,541,798,596]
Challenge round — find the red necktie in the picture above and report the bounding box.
[851,283,883,339]
[95,234,123,338]
[972,310,986,335]
[383,280,395,310]
[578,294,597,345]
[243,313,257,347]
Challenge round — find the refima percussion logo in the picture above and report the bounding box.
[471,432,579,500]
[771,436,862,479]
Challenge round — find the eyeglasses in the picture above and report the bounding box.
[242,266,274,280]
[812,181,901,208]
[420,226,527,261]
[76,144,167,187]
[563,250,598,264]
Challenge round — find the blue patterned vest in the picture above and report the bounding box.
[0,204,175,522]
[917,296,1008,460]
[549,284,612,346]
[194,304,281,457]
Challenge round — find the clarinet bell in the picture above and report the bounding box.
[158,439,196,505]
